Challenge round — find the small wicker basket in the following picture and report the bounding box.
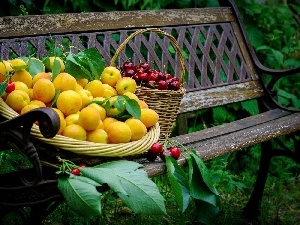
[0,98,160,157]
[110,28,186,140]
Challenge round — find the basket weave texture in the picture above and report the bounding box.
[0,98,160,157]
[110,28,186,140]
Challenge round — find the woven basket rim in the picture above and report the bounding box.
[0,98,160,157]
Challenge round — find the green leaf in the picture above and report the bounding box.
[114,96,126,111]
[81,48,105,80]
[52,58,62,79]
[57,176,102,217]
[124,98,141,119]
[11,64,27,71]
[212,106,228,125]
[0,82,7,96]
[94,160,166,215]
[93,160,142,170]
[72,174,102,187]
[65,53,93,80]
[188,151,219,206]
[27,58,45,76]
[193,199,219,225]
[165,156,190,212]
[241,99,259,115]
[64,48,104,81]
[271,49,284,66]
[79,167,128,196]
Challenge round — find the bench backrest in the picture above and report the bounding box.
[0,0,265,115]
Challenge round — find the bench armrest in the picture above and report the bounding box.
[220,0,300,111]
[0,108,60,184]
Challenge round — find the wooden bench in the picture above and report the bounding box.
[0,0,299,224]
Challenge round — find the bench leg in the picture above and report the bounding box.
[242,140,272,221]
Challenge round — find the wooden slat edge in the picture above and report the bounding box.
[179,80,265,114]
[0,8,234,38]
[144,111,300,177]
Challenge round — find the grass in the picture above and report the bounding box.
[42,146,300,225]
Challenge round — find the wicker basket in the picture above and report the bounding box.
[0,97,160,157]
[110,28,186,140]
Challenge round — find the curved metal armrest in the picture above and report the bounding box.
[0,107,60,138]
[0,107,60,184]
[220,0,300,112]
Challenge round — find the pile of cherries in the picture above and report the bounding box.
[119,61,181,91]
[147,141,181,162]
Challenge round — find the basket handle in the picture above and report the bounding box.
[110,28,185,84]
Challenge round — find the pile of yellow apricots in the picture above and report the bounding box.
[0,57,159,144]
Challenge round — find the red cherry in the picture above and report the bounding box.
[139,62,150,71]
[172,77,180,82]
[150,142,163,155]
[157,80,168,90]
[71,168,81,176]
[147,72,159,82]
[164,73,173,80]
[132,74,141,83]
[137,72,148,83]
[124,68,136,77]
[169,147,181,160]
[146,80,157,88]
[146,151,158,162]
[122,61,134,70]
[78,163,86,167]
[159,150,171,162]
[169,80,181,91]
[5,81,15,93]
[156,72,165,81]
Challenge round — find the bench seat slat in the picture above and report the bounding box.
[143,109,300,177]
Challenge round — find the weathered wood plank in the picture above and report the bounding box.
[0,8,234,38]
[143,109,300,177]
[179,80,265,114]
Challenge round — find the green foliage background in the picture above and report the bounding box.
[0,0,299,223]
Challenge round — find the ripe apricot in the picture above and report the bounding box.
[140,108,159,128]
[52,72,77,91]
[84,80,105,98]
[87,128,109,144]
[107,121,132,144]
[56,90,82,116]
[11,69,33,88]
[32,78,55,103]
[62,124,87,141]
[6,90,30,112]
[78,107,101,131]
[125,118,147,141]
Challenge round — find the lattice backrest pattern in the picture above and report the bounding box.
[0,23,253,91]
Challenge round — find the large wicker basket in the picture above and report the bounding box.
[0,97,160,157]
[110,28,186,140]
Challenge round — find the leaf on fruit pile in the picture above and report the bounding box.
[0,82,7,96]
[57,175,102,217]
[165,156,190,212]
[124,98,141,119]
[65,48,104,81]
[27,58,45,76]
[103,95,141,121]
[93,160,167,215]
[52,58,62,79]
